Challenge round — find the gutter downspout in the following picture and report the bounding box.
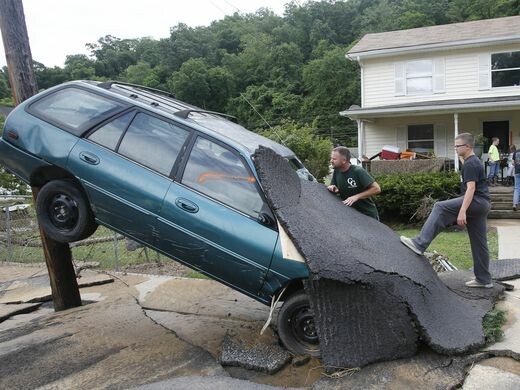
[454,113,459,171]
[357,119,364,161]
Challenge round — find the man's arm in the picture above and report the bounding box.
[343,181,381,206]
[457,181,475,227]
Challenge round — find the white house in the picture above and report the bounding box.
[341,15,520,170]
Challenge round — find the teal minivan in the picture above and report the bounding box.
[0,81,318,356]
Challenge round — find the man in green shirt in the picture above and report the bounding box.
[487,137,500,186]
[327,146,381,219]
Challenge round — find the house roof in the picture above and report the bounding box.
[340,95,520,119]
[348,15,520,59]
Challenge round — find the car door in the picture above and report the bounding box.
[156,135,278,296]
[67,110,191,245]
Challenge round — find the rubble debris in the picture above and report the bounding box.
[253,147,505,369]
[312,350,494,390]
[424,251,458,272]
[220,334,292,374]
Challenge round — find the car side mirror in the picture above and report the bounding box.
[258,212,275,227]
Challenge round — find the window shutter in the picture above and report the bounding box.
[394,62,405,96]
[396,125,407,151]
[433,58,445,94]
[434,123,447,157]
[478,53,491,90]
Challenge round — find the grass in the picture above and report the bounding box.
[395,226,499,270]
[483,309,507,344]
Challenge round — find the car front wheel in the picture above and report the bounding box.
[277,291,320,357]
[36,179,97,243]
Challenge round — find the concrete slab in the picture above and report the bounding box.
[0,271,114,304]
[0,302,41,322]
[485,280,520,359]
[146,310,264,358]
[0,282,226,389]
[138,278,269,322]
[462,364,520,389]
[134,376,300,389]
[487,219,520,259]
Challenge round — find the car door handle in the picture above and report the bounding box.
[175,198,199,213]
[79,151,100,165]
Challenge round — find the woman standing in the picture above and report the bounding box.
[506,145,516,186]
[513,145,520,211]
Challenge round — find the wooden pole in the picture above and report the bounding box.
[0,0,81,311]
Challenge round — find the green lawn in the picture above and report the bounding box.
[395,227,498,270]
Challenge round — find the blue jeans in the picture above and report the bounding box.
[487,161,499,181]
[514,173,520,206]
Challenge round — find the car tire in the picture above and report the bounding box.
[277,291,320,357]
[36,179,97,243]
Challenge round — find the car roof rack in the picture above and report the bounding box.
[97,81,176,99]
[174,109,237,122]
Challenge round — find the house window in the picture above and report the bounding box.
[408,124,434,152]
[491,51,520,88]
[406,60,433,94]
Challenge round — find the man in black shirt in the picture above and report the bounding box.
[400,133,492,288]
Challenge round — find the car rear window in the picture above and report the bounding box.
[29,88,126,135]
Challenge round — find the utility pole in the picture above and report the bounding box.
[0,0,81,310]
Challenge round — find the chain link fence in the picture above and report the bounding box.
[0,196,169,272]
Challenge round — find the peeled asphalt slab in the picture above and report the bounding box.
[254,147,505,369]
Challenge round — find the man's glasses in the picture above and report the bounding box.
[454,144,467,149]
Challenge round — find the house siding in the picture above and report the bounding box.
[363,111,520,159]
[362,43,520,108]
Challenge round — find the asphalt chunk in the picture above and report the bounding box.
[254,147,505,370]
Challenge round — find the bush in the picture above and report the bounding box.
[259,121,333,181]
[374,172,460,221]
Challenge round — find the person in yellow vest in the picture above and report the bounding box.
[487,137,500,186]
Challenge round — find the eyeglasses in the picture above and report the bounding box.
[454,144,467,149]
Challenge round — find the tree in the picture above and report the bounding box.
[226,84,303,130]
[260,121,333,181]
[301,44,360,142]
[124,61,152,85]
[167,58,211,107]
[64,54,95,80]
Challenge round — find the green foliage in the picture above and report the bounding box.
[374,172,460,220]
[22,0,520,147]
[259,121,332,181]
[0,168,28,195]
[483,309,506,345]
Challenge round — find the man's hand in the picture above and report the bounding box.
[327,185,339,193]
[457,210,467,227]
[343,195,360,206]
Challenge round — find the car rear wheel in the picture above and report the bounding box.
[277,291,320,357]
[36,179,97,243]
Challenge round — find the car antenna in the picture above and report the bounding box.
[239,92,287,147]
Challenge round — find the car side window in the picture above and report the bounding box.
[30,88,125,135]
[181,137,264,218]
[87,111,134,150]
[118,113,189,176]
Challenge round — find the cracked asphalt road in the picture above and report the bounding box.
[1,265,519,389]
